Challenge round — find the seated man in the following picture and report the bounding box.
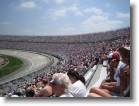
[34,79,53,97]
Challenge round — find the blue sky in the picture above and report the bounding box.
[0,0,130,36]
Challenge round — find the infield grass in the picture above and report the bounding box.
[0,55,23,78]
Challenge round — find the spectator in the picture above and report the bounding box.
[50,73,73,97]
[34,79,53,97]
[118,46,130,97]
[88,46,130,97]
[67,70,88,97]
[25,89,35,97]
[89,52,122,96]
[88,59,122,97]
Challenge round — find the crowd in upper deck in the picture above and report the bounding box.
[0,27,130,97]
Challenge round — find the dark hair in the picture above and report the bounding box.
[16,92,22,96]
[25,89,35,97]
[67,71,86,85]
[42,79,48,85]
[118,47,130,64]
[118,47,130,58]
[79,75,86,85]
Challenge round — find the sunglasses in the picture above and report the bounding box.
[50,81,60,86]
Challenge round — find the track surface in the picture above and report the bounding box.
[0,49,55,85]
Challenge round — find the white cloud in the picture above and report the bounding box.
[20,1,37,9]
[82,15,123,32]
[52,4,82,18]
[38,0,64,4]
[68,4,82,16]
[54,9,67,17]
[116,12,130,18]
[83,7,111,16]
[84,7,103,15]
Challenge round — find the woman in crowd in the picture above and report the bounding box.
[67,70,88,97]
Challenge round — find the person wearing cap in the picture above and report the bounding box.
[50,73,73,97]
[88,47,128,97]
[96,52,125,89]
[100,58,126,91]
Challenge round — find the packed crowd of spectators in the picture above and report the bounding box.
[0,27,130,97]
[0,27,129,43]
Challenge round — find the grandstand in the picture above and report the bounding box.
[0,27,130,97]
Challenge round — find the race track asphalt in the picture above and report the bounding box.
[0,49,59,85]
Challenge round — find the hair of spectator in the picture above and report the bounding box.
[67,70,86,85]
[118,47,130,64]
[25,89,35,97]
[42,79,48,85]
[52,73,71,93]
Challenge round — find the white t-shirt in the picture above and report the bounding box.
[70,80,87,97]
[60,92,73,97]
[114,61,126,86]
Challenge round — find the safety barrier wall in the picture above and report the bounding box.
[85,63,100,88]
[91,60,108,88]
